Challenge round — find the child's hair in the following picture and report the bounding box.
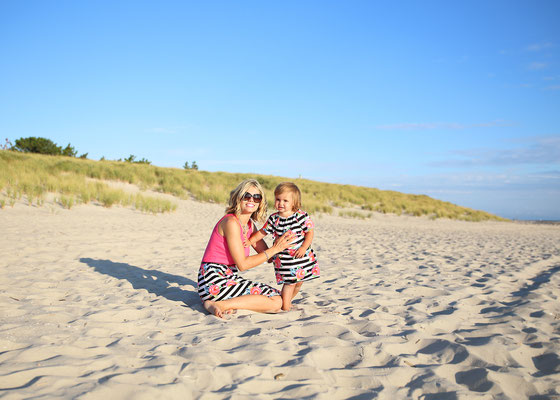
[274,182,301,211]
[225,179,268,223]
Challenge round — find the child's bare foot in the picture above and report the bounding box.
[281,302,292,312]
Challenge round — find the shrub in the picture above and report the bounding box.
[61,144,78,157]
[14,137,61,155]
[123,155,151,164]
[184,161,199,170]
[12,137,87,158]
[1,138,12,150]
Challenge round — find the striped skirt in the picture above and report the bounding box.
[198,262,281,302]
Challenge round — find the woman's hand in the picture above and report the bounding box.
[273,230,295,252]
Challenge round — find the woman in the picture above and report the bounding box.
[198,179,294,318]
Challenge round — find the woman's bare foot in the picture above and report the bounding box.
[204,300,227,318]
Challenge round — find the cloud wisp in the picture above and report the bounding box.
[147,125,195,135]
[526,42,554,52]
[528,62,549,71]
[430,136,560,168]
[375,120,515,131]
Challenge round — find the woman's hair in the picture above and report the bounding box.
[274,182,301,211]
[225,179,268,223]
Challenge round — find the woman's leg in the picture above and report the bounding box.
[204,294,282,318]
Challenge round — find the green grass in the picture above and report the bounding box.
[0,150,507,221]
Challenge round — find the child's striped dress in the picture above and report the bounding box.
[262,210,320,285]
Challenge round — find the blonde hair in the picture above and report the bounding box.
[225,179,268,223]
[274,182,301,211]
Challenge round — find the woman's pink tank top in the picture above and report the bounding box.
[201,214,253,265]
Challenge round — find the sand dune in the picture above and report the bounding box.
[1,200,559,399]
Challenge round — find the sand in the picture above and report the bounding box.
[1,198,559,399]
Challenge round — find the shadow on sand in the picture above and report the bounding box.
[80,257,203,311]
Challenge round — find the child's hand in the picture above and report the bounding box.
[294,247,307,258]
[243,239,251,248]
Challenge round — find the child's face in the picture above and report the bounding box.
[275,191,295,216]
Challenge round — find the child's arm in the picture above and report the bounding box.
[245,229,266,248]
[294,229,314,258]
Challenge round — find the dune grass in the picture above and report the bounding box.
[0,151,507,221]
[0,151,177,213]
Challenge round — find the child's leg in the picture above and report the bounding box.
[291,282,303,300]
[281,284,296,311]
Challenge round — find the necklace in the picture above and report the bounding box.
[234,215,249,240]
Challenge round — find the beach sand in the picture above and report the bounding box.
[1,198,559,399]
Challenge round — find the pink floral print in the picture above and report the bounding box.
[250,286,262,295]
[305,218,314,230]
[209,285,220,296]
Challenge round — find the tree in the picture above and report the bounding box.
[191,161,198,170]
[183,161,190,170]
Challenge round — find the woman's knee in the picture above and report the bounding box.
[269,295,283,312]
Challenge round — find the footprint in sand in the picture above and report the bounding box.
[532,353,560,376]
[455,368,494,392]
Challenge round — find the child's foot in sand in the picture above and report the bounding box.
[281,302,293,312]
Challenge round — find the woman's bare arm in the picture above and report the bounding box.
[247,229,266,247]
[222,217,292,271]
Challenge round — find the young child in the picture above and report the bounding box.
[247,182,320,311]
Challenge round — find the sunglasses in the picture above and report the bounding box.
[242,192,263,203]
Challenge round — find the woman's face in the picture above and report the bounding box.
[239,186,262,215]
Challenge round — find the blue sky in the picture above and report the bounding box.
[1,1,559,220]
